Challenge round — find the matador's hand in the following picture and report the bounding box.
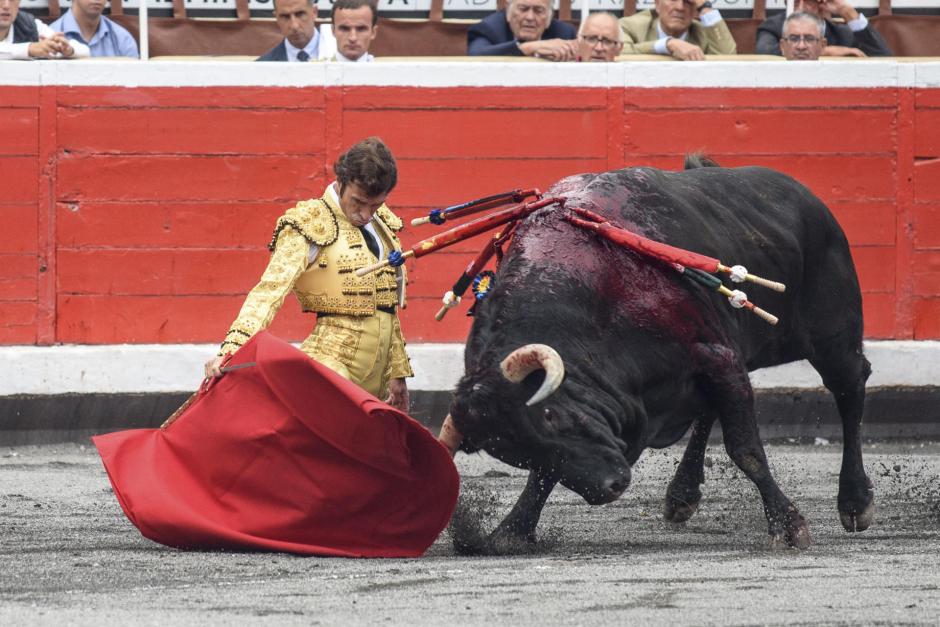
[385,377,410,413]
[204,355,225,379]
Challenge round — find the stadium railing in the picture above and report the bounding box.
[34,0,940,58]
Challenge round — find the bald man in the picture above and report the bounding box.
[578,12,623,61]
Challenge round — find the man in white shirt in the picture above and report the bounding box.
[49,0,139,58]
[0,0,89,60]
[256,0,319,62]
[331,0,377,62]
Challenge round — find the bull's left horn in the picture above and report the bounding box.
[500,344,565,407]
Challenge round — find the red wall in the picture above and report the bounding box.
[1,84,937,344]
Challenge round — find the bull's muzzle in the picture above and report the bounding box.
[500,344,565,406]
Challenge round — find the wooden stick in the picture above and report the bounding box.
[355,250,415,277]
[717,263,786,292]
[717,286,778,325]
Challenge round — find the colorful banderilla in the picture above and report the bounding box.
[356,196,562,278]
[564,207,786,292]
[564,207,784,326]
[410,188,540,227]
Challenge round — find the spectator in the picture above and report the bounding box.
[331,0,377,62]
[257,0,319,62]
[49,0,138,58]
[780,12,826,61]
[0,0,89,59]
[619,0,737,61]
[578,12,623,62]
[467,0,578,62]
[755,0,891,57]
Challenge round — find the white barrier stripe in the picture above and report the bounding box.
[1,60,939,89]
[0,341,937,395]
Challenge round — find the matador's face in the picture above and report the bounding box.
[338,182,387,227]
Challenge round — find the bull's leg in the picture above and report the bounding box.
[697,344,811,548]
[808,345,875,532]
[488,469,558,551]
[664,413,716,523]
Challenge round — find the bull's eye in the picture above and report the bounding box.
[543,408,553,421]
[472,383,483,392]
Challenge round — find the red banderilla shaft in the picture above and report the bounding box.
[357,196,562,277]
[411,188,540,226]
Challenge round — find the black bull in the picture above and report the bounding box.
[449,163,875,550]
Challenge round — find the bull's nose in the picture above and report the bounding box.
[603,475,630,498]
[584,472,631,505]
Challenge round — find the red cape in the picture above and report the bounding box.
[93,331,460,558]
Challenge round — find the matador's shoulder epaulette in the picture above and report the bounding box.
[268,199,339,251]
[375,205,404,233]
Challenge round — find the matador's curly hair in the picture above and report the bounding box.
[334,136,398,198]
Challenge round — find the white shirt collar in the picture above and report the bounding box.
[284,30,320,62]
[657,20,689,41]
[2,26,13,45]
[335,50,374,63]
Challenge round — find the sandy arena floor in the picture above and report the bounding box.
[1,439,938,625]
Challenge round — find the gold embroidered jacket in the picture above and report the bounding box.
[218,189,413,380]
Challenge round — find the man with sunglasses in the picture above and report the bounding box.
[577,11,623,62]
[756,0,891,57]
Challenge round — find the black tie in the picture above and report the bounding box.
[296,50,310,62]
[359,226,381,259]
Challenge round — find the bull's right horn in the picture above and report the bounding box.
[500,344,565,407]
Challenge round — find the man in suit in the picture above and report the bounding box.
[331,0,377,62]
[755,0,891,57]
[257,0,319,62]
[619,0,737,61]
[780,12,826,60]
[467,0,578,62]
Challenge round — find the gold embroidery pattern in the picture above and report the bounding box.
[375,205,404,232]
[386,315,414,379]
[219,227,310,355]
[217,189,412,381]
[302,315,365,365]
[268,199,338,252]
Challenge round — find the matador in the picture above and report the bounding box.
[205,137,414,411]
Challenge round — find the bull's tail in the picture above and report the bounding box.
[684,153,721,170]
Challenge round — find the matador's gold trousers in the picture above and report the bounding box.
[299,311,398,399]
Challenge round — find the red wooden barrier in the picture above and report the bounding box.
[1,83,936,344]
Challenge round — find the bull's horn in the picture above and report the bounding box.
[500,344,565,407]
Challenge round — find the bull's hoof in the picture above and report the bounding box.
[839,478,875,532]
[449,501,539,556]
[839,497,876,532]
[663,481,703,523]
[663,495,701,523]
[483,526,539,555]
[768,508,812,549]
